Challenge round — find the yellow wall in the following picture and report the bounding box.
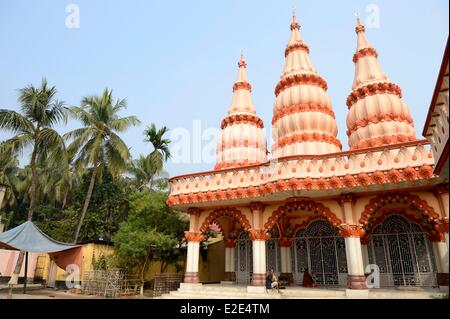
[35,240,225,284]
[199,240,225,283]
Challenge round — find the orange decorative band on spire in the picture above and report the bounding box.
[233,82,252,92]
[215,160,262,170]
[217,139,263,150]
[290,21,300,30]
[167,165,435,206]
[274,132,342,150]
[221,113,264,129]
[275,73,328,96]
[351,134,417,150]
[285,42,310,57]
[238,60,247,68]
[272,102,335,125]
[353,47,378,63]
[346,113,414,136]
[355,25,365,33]
[346,82,403,108]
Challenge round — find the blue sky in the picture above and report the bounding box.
[0,0,448,177]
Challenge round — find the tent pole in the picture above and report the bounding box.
[23,251,28,294]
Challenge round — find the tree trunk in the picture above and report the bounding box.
[27,146,38,221]
[73,166,98,243]
[62,187,69,209]
[8,251,25,285]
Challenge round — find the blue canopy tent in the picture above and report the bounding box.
[0,221,81,293]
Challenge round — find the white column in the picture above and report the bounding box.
[184,240,200,283]
[344,236,367,289]
[433,241,449,273]
[251,239,266,286]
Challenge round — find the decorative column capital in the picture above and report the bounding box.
[224,239,237,248]
[278,237,293,247]
[184,231,205,242]
[249,229,270,241]
[249,202,265,212]
[337,194,356,205]
[430,218,449,242]
[339,224,365,238]
[187,207,202,215]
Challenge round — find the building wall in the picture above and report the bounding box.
[0,250,39,280]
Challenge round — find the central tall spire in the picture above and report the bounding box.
[271,13,341,157]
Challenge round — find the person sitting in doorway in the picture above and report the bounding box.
[265,269,280,292]
[302,268,316,288]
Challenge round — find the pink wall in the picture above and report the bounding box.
[0,249,39,277]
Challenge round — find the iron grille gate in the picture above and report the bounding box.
[235,235,281,284]
[367,214,438,287]
[292,220,348,287]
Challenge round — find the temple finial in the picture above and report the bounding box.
[238,50,246,68]
[354,12,365,33]
[290,2,300,30]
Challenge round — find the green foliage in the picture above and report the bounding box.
[112,190,188,274]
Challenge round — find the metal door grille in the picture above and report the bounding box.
[291,220,347,286]
[367,214,438,287]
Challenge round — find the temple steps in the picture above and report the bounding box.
[157,284,443,299]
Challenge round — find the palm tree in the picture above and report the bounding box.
[0,79,66,219]
[0,143,19,208]
[143,124,171,189]
[0,79,66,284]
[128,154,170,191]
[65,88,140,243]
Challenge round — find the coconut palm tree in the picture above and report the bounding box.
[0,143,19,208]
[128,154,170,191]
[143,123,171,189]
[65,88,140,243]
[0,79,66,219]
[0,79,66,284]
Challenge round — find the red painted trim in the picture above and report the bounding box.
[351,134,417,150]
[272,102,335,125]
[168,165,436,207]
[353,47,378,63]
[221,113,264,129]
[423,39,449,137]
[358,192,440,226]
[169,140,431,181]
[347,113,414,136]
[274,132,342,150]
[264,199,343,231]
[232,82,252,92]
[346,82,402,109]
[285,42,309,57]
[199,207,251,234]
[275,73,328,97]
[434,142,449,175]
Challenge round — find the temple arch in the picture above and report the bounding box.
[359,192,440,226]
[291,218,348,286]
[264,198,343,232]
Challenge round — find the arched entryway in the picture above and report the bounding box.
[366,214,438,287]
[234,231,282,284]
[292,219,348,286]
